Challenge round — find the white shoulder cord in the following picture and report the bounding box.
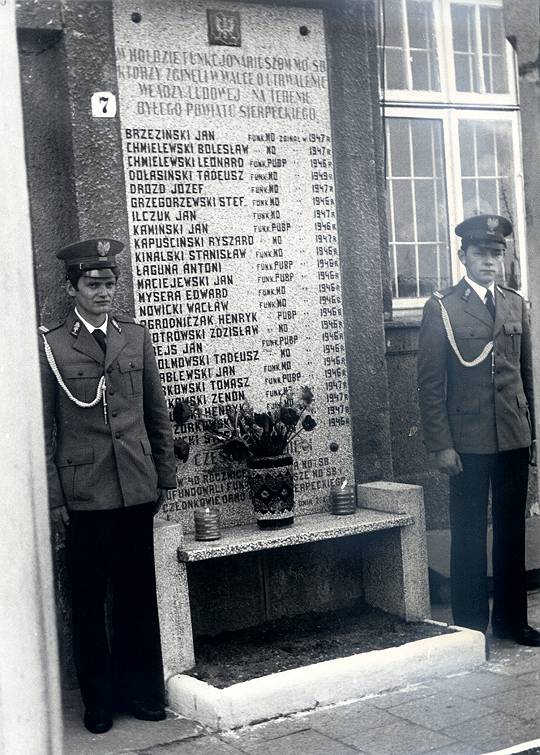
[41,333,108,423]
[438,299,493,368]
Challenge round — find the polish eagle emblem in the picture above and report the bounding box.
[207,9,241,47]
[487,217,499,232]
[97,240,111,256]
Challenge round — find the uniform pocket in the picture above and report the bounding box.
[517,394,532,436]
[118,356,144,396]
[140,438,158,486]
[504,321,522,354]
[61,364,103,402]
[56,448,94,502]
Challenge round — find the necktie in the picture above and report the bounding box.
[92,329,107,354]
[484,290,495,320]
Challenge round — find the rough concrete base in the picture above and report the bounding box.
[166,622,486,731]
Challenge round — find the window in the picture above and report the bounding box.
[380,0,525,308]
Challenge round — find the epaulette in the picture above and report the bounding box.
[38,320,63,334]
[432,285,455,300]
[497,283,522,297]
[114,313,142,325]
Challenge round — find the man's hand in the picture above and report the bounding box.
[50,505,70,536]
[433,448,463,476]
[153,488,168,515]
[530,440,537,467]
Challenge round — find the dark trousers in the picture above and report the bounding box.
[67,503,164,712]
[449,448,529,633]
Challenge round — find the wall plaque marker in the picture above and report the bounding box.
[112,0,354,530]
[207,9,241,46]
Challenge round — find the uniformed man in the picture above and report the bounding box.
[39,239,177,733]
[417,214,540,646]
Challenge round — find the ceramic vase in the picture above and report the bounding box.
[246,454,295,529]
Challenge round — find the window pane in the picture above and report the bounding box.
[451,4,479,92]
[411,51,430,90]
[454,53,477,92]
[415,180,437,241]
[451,4,473,52]
[386,118,450,298]
[387,120,411,177]
[395,245,418,297]
[392,181,415,242]
[385,0,405,47]
[385,48,407,90]
[412,120,435,176]
[480,7,508,94]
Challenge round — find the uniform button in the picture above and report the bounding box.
[67,459,72,464]
[497,386,503,392]
[115,432,121,439]
[111,411,118,418]
[78,371,83,376]
[109,389,115,396]
[129,362,134,368]
[107,366,113,373]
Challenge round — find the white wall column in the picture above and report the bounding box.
[0,1,62,753]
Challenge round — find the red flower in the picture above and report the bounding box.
[302,415,317,432]
[174,438,190,463]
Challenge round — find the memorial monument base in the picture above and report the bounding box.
[166,623,486,731]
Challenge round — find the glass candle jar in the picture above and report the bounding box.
[194,507,221,540]
[330,484,356,515]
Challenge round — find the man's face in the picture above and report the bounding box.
[67,269,117,324]
[458,243,504,287]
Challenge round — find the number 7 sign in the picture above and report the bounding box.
[91,92,117,118]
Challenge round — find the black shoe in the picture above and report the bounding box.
[129,700,166,721]
[83,709,113,734]
[492,625,540,646]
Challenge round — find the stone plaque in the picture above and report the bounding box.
[112,1,354,529]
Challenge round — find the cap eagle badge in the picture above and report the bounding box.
[97,240,111,256]
[487,217,500,232]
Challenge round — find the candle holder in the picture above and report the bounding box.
[330,484,356,516]
[194,507,221,540]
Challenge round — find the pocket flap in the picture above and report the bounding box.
[118,357,143,373]
[517,394,529,408]
[448,398,480,415]
[62,364,104,379]
[56,448,94,467]
[504,321,522,335]
[141,438,153,455]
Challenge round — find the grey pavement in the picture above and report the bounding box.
[63,589,540,755]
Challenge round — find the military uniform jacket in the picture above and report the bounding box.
[39,310,177,511]
[417,278,534,455]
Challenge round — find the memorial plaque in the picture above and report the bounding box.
[112,0,354,529]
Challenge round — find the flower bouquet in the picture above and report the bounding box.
[173,387,317,528]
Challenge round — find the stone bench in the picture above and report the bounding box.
[154,481,430,682]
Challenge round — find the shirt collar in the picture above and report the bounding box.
[74,307,108,334]
[464,275,495,302]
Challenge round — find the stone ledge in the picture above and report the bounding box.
[177,509,414,562]
[166,622,486,730]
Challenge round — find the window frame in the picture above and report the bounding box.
[381,0,518,107]
[380,0,526,311]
